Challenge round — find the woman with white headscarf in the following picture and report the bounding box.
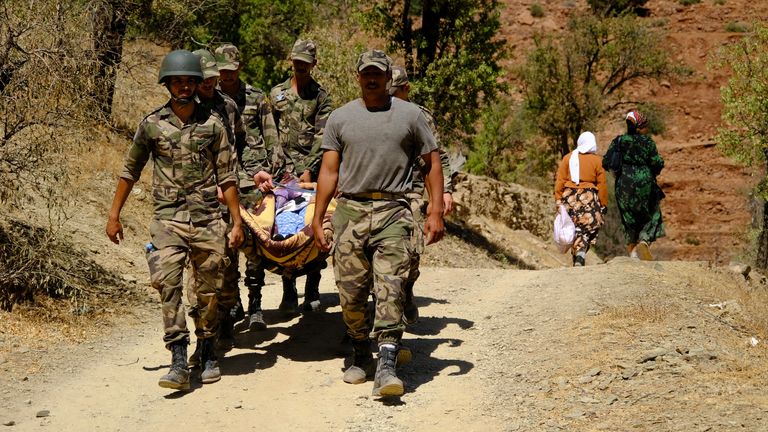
[554,131,608,266]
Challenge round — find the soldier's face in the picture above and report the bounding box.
[219,68,240,86]
[357,67,390,96]
[198,77,217,98]
[167,76,197,99]
[292,59,314,77]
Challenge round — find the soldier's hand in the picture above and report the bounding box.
[106,217,124,244]
[228,223,244,249]
[424,213,444,246]
[299,170,312,183]
[253,171,274,193]
[443,192,454,216]
[312,219,331,252]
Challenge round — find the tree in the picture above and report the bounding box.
[713,23,768,269]
[1,0,94,205]
[90,0,151,119]
[519,13,672,156]
[367,0,507,148]
[586,0,649,17]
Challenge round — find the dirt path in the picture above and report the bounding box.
[2,260,768,431]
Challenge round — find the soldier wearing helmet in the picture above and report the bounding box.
[106,49,244,391]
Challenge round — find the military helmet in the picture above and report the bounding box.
[192,49,220,80]
[158,50,204,84]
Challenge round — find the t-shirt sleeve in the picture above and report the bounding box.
[321,110,342,152]
[413,110,438,156]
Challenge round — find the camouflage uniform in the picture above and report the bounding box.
[270,40,332,179]
[270,39,333,312]
[215,43,278,321]
[121,102,235,348]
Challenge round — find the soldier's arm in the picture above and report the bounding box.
[106,178,135,244]
[305,91,333,177]
[106,123,150,244]
[312,150,339,252]
[212,121,244,249]
[438,147,454,215]
[422,150,445,245]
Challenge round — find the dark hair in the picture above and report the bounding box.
[626,119,638,135]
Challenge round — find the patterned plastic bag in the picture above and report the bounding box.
[553,205,576,254]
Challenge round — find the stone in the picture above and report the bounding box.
[638,348,667,363]
[3,421,15,426]
[35,410,49,418]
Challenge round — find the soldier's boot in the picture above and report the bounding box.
[636,241,653,261]
[200,338,221,384]
[302,271,321,312]
[217,309,235,351]
[245,271,266,331]
[188,339,202,369]
[159,342,190,390]
[230,299,245,324]
[372,345,404,397]
[343,339,376,384]
[402,280,419,325]
[279,276,300,316]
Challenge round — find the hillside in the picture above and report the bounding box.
[500,0,765,264]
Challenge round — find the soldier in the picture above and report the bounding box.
[269,38,333,313]
[388,65,454,325]
[311,50,445,397]
[188,49,252,355]
[106,50,244,390]
[214,43,278,332]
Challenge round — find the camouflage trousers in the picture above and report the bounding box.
[332,197,413,345]
[405,194,426,295]
[147,218,228,348]
[186,213,240,313]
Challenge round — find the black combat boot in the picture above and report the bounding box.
[343,339,376,384]
[302,270,321,312]
[187,339,202,369]
[200,338,221,384]
[372,345,404,397]
[245,266,266,331]
[217,309,235,351]
[279,276,299,316]
[159,341,190,390]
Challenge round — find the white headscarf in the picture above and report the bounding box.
[569,131,597,184]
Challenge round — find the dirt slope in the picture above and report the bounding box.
[501,0,766,264]
[1,259,766,431]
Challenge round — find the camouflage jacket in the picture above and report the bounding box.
[120,102,236,223]
[410,104,453,198]
[199,89,259,189]
[224,81,279,187]
[269,77,332,178]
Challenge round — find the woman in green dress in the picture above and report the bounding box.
[603,110,665,260]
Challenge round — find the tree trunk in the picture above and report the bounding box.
[91,0,130,119]
[418,0,439,77]
[757,156,768,270]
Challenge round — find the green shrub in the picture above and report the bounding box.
[587,0,648,16]
[636,102,669,136]
[714,0,726,5]
[530,3,545,18]
[725,21,750,33]
[678,0,701,5]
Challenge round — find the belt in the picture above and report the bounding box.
[340,192,406,201]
